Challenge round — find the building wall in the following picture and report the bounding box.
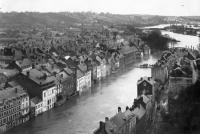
[96,66,101,80]
[42,86,57,112]
[119,56,125,69]
[62,78,75,96]
[124,52,135,65]
[85,71,91,88]
[151,66,168,84]
[137,81,153,97]
[0,94,28,132]
[35,102,43,116]
[77,71,91,93]
[77,76,85,93]
[21,95,29,116]
[55,84,63,95]
[106,64,111,76]
[101,63,107,78]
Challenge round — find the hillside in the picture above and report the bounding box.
[0,12,200,29]
[0,12,167,28]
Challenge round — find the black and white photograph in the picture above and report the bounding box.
[0,0,200,134]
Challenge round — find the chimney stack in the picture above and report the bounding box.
[105,117,109,122]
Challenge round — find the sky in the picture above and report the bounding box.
[0,0,200,16]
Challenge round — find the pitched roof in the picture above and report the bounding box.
[137,76,154,85]
[0,85,26,103]
[132,106,146,120]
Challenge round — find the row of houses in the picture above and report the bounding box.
[94,76,155,134]
[94,95,153,134]
[0,26,151,132]
[0,45,145,133]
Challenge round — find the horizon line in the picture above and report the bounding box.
[0,10,200,17]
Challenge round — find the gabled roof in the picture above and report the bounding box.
[137,76,154,85]
[110,112,126,128]
[105,109,136,133]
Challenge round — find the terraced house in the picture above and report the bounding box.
[0,86,29,132]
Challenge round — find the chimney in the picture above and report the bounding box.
[118,107,121,113]
[148,77,150,81]
[126,106,129,111]
[105,117,109,122]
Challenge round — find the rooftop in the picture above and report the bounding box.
[137,76,154,85]
[16,58,32,68]
[22,68,56,86]
[0,86,26,103]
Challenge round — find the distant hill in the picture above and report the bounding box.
[0,12,200,29]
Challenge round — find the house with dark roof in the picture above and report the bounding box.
[94,107,136,134]
[14,68,57,113]
[94,94,153,134]
[137,77,155,97]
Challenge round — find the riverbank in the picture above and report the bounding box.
[5,55,157,134]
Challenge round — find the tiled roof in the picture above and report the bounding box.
[0,86,26,103]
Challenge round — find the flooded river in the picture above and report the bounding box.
[5,56,157,134]
[5,24,199,134]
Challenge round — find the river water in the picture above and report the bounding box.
[5,25,199,134]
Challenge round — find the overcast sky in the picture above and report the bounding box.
[0,0,200,16]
